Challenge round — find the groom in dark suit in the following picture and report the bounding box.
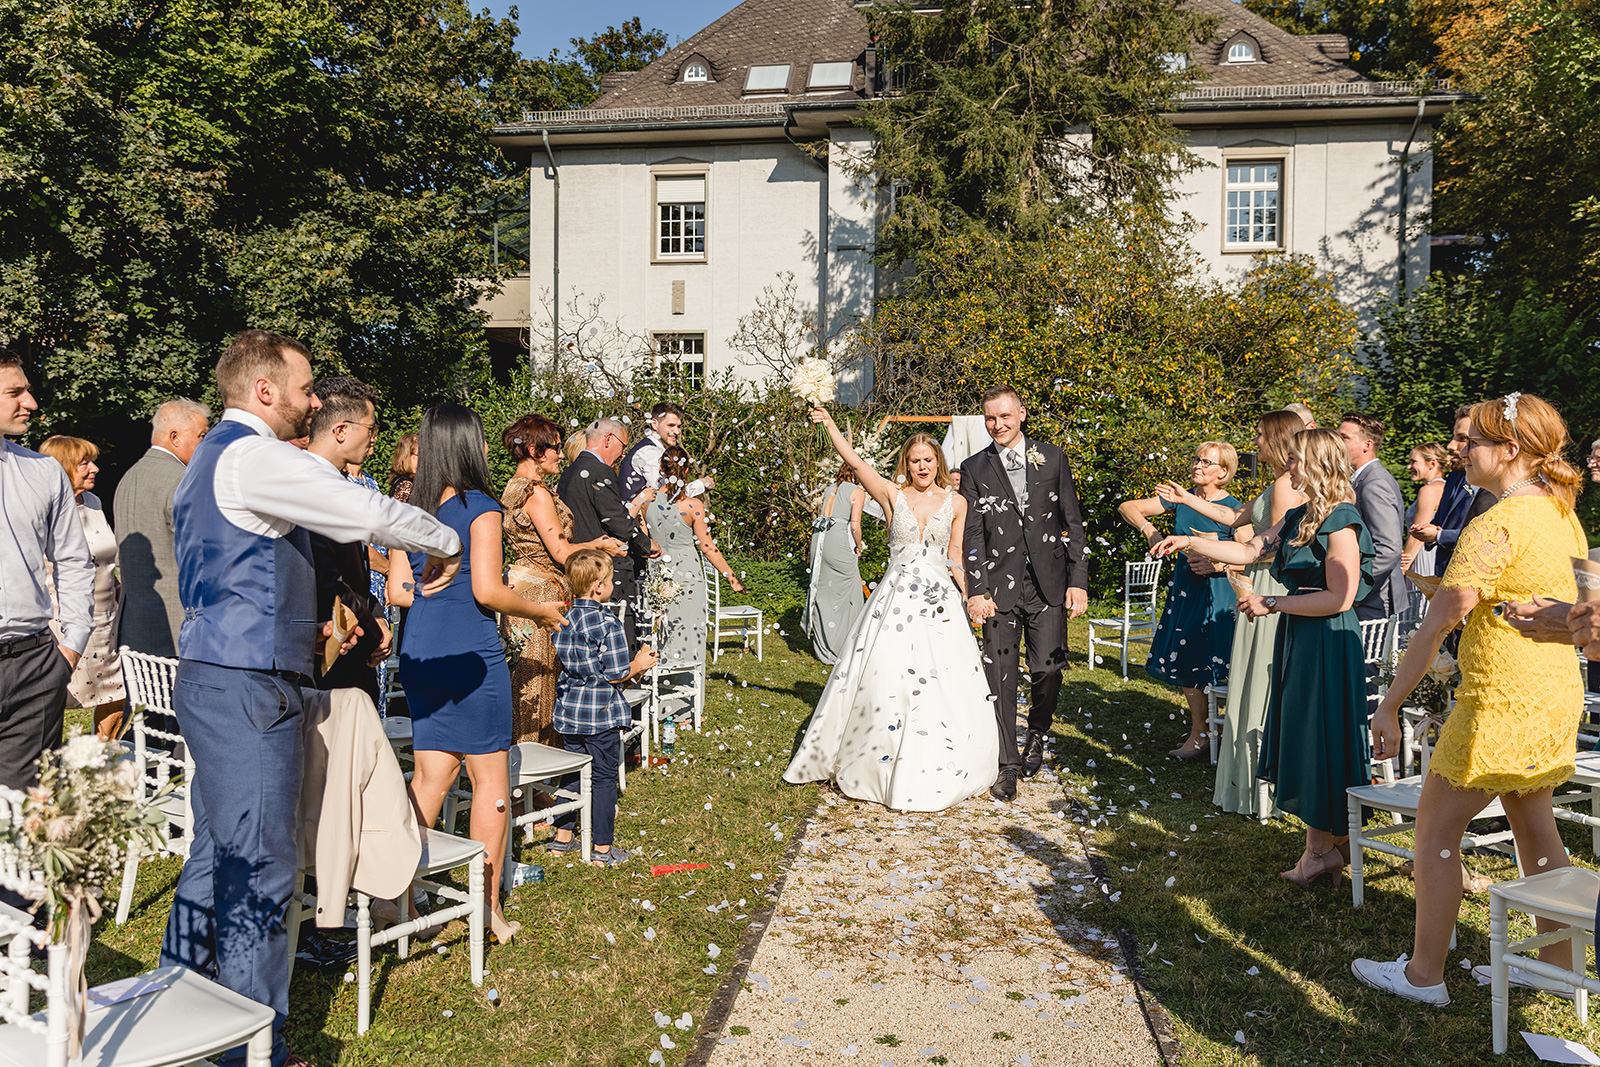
[558,416,658,650]
[960,384,1089,801]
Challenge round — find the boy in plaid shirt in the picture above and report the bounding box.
[548,548,656,865]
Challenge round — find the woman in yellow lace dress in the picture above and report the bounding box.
[500,414,626,744]
[1356,393,1588,1007]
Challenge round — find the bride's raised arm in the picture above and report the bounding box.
[810,407,897,517]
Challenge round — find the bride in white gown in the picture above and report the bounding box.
[783,408,999,811]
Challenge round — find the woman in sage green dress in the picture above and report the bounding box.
[805,466,866,665]
[644,448,744,715]
[1159,412,1306,816]
[1155,428,1373,886]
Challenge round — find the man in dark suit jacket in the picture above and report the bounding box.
[114,399,211,656]
[960,385,1089,801]
[558,417,658,650]
[305,377,389,703]
[1412,405,1496,575]
[1338,413,1407,620]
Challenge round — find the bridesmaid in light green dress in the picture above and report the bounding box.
[1159,412,1305,817]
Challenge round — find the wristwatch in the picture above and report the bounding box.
[1263,596,1278,613]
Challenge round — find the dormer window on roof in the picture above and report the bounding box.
[744,64,791,92]
[1225,34,1261,63]
[682,61,710,83]
[808,61,854,89]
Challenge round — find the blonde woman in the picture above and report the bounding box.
[1356,394,1587,1006]
[1400,440,1449,576]
[784,409,998,811]
[1159,412,1306,816]
[1118,440,1244,760]
[39,436,126,739]
[1152,429,1374,885]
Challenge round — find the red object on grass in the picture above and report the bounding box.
[650,863,710,876]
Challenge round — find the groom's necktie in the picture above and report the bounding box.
[1004,448,1028,513]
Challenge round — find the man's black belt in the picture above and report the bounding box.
[0,631,54,659]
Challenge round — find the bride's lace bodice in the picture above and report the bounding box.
[889,490,955,554]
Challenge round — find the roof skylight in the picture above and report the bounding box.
[744,64,791,92]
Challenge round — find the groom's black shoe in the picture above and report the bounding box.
[1022,731,1047,778]
[990,767,1018,801]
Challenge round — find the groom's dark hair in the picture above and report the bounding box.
[980,383,1022,408]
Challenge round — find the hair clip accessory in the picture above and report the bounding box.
[1503,392,1522,420]
[513,437,523,444]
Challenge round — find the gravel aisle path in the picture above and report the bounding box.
[701,769,1160,1066]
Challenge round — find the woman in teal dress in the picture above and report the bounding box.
[1155,428,1373,887]
[1158,412,1307,815]
[1119,441,1244,760]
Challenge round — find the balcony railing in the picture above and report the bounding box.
[1176,78,1454,102]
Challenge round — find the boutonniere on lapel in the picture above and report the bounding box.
[1026,447,1045,470]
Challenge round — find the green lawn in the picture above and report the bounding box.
[79,606,1597,1065]
[1058,615,1597,1065]
[83,612,825,1067]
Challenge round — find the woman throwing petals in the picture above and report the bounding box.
[1354,394,1587,1007]
[784,408,998,811]
[1150,428,1373,887]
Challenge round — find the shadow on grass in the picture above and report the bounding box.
[1048,663,1600,1064]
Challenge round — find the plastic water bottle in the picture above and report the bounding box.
[662,717,677,754]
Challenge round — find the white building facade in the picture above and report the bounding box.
[487,0,1458,389]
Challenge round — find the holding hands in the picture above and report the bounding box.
[967,593,997,628]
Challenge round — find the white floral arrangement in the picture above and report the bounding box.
[642,559,684,617]
[6,732,169,942]
[788,356,836,407]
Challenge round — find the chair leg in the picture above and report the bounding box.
[580,762,593,864]
[1255,779,1271,824]
[115,844,140,925]
[1206,691,1220,766]
[468,854,485,987]
[246,1021,274,1067]
[285,869,306,984]
[1490,893,1509,1054]
[357,893,373,1036]
[1120,635,1129,680]
[1574,926,1590,1025]
[756,622,763,662]
[1349,795,1365,908]
[397,881,411,959]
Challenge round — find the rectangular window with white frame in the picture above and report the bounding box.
[655,175,706,261]
[1224,160,1283,250]
[656,333,705,389]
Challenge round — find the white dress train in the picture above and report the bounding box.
[784,489,999,811]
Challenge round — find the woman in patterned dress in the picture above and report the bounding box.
[40,436,126,739]
[1355,394,1588,1006]
[500,413,626,744]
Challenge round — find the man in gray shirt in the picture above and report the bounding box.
[115,399,211,656]
[0,348,94,789]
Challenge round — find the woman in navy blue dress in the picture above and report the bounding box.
[1117,441,1245,760]
[388,404,567,944]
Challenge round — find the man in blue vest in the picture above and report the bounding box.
[161,330,462,1067]
[619,402,711,504]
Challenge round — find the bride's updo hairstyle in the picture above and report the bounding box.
[1288,428,1356,546]
[894,433,951,489]
[1468,393,1581,511]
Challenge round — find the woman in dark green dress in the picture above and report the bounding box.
[1118,441,1244,760]
[1153,428,1373,886]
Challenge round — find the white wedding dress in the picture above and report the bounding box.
[784,489,999,811]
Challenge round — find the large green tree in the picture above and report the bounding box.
[0,0,605,462]
[856,0,1213,264]
[1242,0,1440,77]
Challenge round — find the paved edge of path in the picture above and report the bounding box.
[685,809,818,1067]
[685,779,1185,1067]
[1071,800,1183,1067]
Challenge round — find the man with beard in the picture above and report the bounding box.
[162,330,463,1067]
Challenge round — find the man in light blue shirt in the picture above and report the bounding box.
[0,347,94,790]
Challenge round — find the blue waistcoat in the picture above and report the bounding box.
[620,437,654,503]
[174,419,317,675]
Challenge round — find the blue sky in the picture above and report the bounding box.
[485,1,732,58]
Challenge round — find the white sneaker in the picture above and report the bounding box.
[1471,963,1577,1000]
[1352,955,1450,1005]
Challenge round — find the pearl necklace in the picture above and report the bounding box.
[1499,475,1542,500]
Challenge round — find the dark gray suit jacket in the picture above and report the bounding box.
[113,447,186,656]
[958,439,1088,611]
[1352,459,1407,620]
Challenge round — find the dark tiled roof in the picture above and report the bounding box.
[590,0,869,109]
[576,0,1367,120]
[1184,0,1365,87]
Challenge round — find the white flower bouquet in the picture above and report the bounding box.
[3,731,171,1059]
[642,559,684,617]
[788,356,836,407]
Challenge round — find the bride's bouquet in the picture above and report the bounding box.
[642,559,683,619]
[789,357,837,452]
